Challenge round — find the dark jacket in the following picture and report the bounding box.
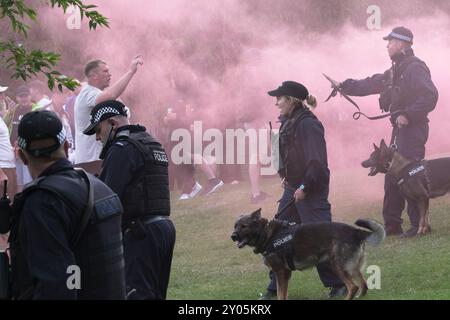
[9,159,125,299]
[278,107,330,194]
[340,49,438,124]
[100,125,171,224]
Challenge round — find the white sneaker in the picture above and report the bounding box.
[179,193,191,200]
[189,181,202,198]
[202,179,224,196]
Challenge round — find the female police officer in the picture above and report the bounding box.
[260,81,346,299]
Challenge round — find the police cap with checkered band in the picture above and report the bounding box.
[383,26,414,44]
[18,110,67,157]
[83,100,128,135]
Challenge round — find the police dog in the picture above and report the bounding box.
[362,139,450,235]
[231,209,385,300]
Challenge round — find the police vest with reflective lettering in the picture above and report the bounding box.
[119,130,171,221]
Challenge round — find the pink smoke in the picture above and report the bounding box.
[20,1,450,172]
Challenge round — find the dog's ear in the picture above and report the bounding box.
[373,143,379,151]
[250,208,262,220]
[380,139,388,150]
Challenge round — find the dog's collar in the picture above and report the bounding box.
[386,151,412,179]
[253,222,273,254]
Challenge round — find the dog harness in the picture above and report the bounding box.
[261,222,298,271]
[396,161,427,186]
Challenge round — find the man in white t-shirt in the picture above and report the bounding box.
[0,116,16,198]
[74,55,143,164]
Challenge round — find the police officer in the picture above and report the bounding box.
[0,110,125,299]
[338,27,438,238]
[260,81,346,299]
[83,100,176,300]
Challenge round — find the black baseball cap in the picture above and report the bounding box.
[383,26,414,43]
[83,100,128,135]
[18,110,66,157]
[268,81,309,100]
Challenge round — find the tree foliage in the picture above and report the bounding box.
[0,0,108,91]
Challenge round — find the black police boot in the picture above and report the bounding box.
[385,225,403,236]
[400,227,419,238]
[328,286,347,299]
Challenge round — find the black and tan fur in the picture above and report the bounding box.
[231,209,385,300]
[362,139,450,235]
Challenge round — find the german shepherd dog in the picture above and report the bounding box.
[362,139,450,235]
[231,209,385,300]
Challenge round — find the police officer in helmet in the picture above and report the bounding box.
[84,100,176,300]
[1,110,125,299]
[338,26,438,238]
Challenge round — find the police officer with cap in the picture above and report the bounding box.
[337,26,438,238]
[0,110,125,299]
[260,81,346,299]
[83,100,176,300]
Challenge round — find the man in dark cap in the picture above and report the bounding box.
[84,100,176,300]
[260,81,346,299]
[337,26,438,238]
[1,110,126,299]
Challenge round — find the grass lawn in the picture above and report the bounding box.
[167,166,450,300]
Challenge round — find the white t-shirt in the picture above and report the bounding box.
[74,84,103,164]
[0,117,15,168]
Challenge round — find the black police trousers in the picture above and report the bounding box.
[383,123,428,230]
[267,186,344,292]
[123,218,176,300]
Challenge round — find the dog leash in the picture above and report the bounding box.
[323,73,402,121]
[274,198,296,220]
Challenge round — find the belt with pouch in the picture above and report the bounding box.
[123,215,169,238]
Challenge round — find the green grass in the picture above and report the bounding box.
[167,167,450,300]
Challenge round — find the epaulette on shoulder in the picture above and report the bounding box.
[112,139,129,148]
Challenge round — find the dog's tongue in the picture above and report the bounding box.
[368,167,378,176]
[237,240,248,249]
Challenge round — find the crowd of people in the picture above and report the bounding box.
[0,25,439,300]
[0,51,273,299]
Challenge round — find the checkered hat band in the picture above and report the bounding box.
[18,127,66,150]
[57,127,67,144]
[390,32,412,42]
[18,137,27,150]
[93,107,121,123]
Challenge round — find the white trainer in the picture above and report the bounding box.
[189,181,203,198]
[179,193,191,200]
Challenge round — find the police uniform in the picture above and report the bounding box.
[265,81,344,295]
[5,111,126,299]
[340,27,438,235]
[84,100,176,300]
